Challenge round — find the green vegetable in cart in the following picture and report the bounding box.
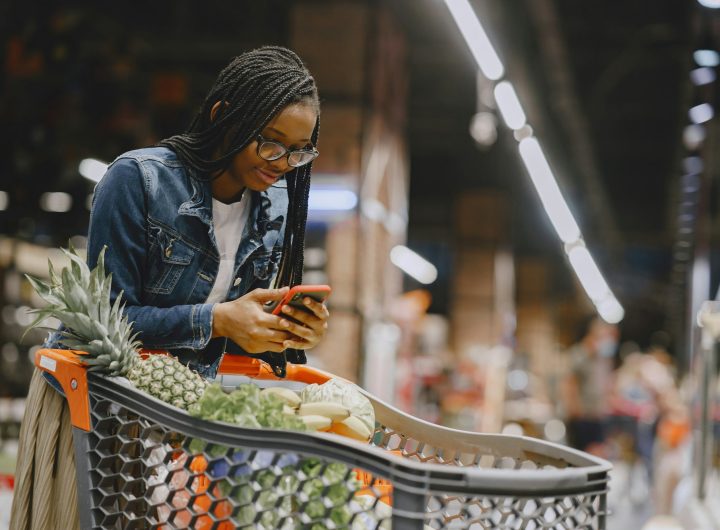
[188,382,307,431]
[24,245,207,410]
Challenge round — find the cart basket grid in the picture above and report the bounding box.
[36,349,611,530]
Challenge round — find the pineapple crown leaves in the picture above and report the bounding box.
[23,245,142,362]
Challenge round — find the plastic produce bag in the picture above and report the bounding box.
[300,378,375,431]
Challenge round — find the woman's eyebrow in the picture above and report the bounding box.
[265,126,310,144]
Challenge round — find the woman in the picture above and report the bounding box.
[11,46,329,529]
[88,45,328,378]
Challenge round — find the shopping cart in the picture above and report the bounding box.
[35,348,611,529]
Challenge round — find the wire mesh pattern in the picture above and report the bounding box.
[423,495,602,529]
[86,397,391,529]
[372,425,606,529]
[73,375,609,529]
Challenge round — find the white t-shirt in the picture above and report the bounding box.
[206,194,251,304]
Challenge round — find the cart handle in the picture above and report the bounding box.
[33,349,336,432]
[217,354,333,385]
[34,349,91,431]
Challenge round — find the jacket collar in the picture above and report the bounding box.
[177,176,273,238]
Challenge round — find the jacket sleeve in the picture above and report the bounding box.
[86,157,214,350]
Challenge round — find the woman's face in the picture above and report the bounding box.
[212,103,317,202]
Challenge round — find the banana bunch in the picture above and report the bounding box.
[260,387,373,441]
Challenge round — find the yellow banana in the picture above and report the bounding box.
[329,415,372,441]
[298,401,351,420]
[260,386,301,408]
[299,414,333,431]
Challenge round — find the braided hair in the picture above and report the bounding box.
[159,46,319,290]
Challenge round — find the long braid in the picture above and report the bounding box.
[276,118,318,287]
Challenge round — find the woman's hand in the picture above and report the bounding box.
[276,295,330,350]
[212,287,296,353]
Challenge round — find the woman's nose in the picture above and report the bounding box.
[268,157,291,174]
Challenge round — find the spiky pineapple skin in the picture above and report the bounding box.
[26,246,208,410]
[128,356,207,409]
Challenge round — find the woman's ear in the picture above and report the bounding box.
[210,101,226,122]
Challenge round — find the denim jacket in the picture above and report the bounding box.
[61,147,292,378]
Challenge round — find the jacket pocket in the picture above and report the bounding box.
[146,226,195,295]
[252,249,281,281]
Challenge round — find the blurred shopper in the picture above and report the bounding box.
[608,348,667,505]
[653,388,691,515]
[609,351,653,467]
[11,46,329,529]
[562,317,619,455]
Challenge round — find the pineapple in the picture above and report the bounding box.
[25,245,207,410]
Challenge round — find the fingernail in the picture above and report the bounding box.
[283,306,292,314]
[281,320,290,327]
[303,298,311,305]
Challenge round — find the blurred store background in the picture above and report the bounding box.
[1,0,720,528]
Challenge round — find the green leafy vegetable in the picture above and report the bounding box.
[189,383,307,431]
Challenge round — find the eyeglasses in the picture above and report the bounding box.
[256,134,319,168]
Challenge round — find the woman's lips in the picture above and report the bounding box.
[255,167,281,185]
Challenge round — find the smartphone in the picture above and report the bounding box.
[264,284,331,316]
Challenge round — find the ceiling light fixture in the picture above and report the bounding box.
[443,0,623,322]
[308,189,358,211]
[493,81,527,130]
[444,0,505,80]
[517,137,581,244]
[390,245,438,284]
[566,244,611,301]
[79,158,109,183]
[40,192,73,213]
[693,49,720,68]
[689,103,714,124]
[690,67,716,86]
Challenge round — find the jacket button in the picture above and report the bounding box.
[165,246,173,258]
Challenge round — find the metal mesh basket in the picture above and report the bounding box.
[37,349,611,529]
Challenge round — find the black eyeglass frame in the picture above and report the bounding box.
[255,134,319,168]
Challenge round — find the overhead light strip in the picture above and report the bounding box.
[444,0,624,323]
[444,0,504,80]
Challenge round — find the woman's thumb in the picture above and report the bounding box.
[251,287,289,303]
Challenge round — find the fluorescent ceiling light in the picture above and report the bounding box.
[698,0,720,8]
[694,49,720,67]
[360,198,387,222]
[40,192,73,213]
[0,191,8,211]
[494,81,527,130]
[444,0,504,80]
[79,158,108,183]
[597,296,625,324]
[683,124,706,150]
[390,245,438,284]
[690,67,716,86]
[566,244,610,301]
[308,189,357,211]
[518,137,581,243]
[689,103,714,124]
